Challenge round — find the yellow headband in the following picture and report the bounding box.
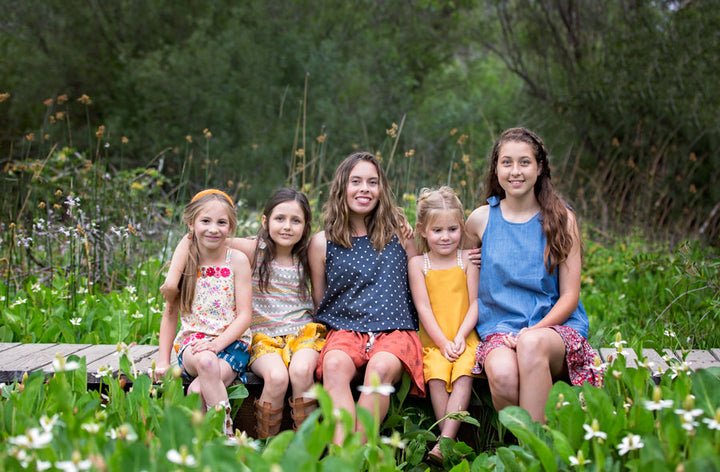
[191,189,234,207]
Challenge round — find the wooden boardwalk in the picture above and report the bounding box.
[2,342,720,385]
[2,342,719,437]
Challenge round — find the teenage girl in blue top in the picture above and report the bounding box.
[465,127,602,424]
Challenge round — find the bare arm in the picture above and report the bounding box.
[456,251,479,343]
[408,255,456,361]
[464,205,489,265]
[308,231,328,310]
[155,296,179,380]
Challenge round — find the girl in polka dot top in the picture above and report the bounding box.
[309,151,425,445]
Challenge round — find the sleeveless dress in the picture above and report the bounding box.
[174,249,252,353]
[472,196,602,387]
[419,251,480,392]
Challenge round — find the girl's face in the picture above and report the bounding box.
[263,200,306,250]
[420,211,463,257]
[345,160,380,216]
[189,200,231,250]
[495,140,541,198]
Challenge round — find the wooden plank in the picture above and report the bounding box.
[0,342,21,353]
[640,349,670,376]
[0,343,90,382]
[710,349,720,364]
[672,349,720,371]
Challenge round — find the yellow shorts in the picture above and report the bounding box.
[249,322,327,367]
[423,339,479,393]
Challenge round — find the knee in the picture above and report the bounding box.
[366,355,401,384]
[187,382,201,396]
[485,362,519,398]
[194,351,220,375]
[263,367,290,390]
[322,354,354,390]
[516,332,549,366]
[288,358,316,383]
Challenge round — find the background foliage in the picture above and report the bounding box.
[1,0,717,244]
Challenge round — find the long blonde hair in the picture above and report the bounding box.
[485,127,577,273]
[324,152,402,251]
[415,186,465,254]
[179,192,237,313]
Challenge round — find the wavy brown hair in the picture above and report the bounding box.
[179,193,237,313]
[415,186,465,254]
[253,188,312,298]
[485,127,579,273]
[324,152,402,251]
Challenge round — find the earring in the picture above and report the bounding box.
[187,232,193,240]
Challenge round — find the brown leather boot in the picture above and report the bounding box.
[254,399,283,438]
[288,397,318,431]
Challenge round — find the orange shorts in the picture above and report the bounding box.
[316,329,426,397]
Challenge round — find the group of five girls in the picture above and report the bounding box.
[154,127,602,461]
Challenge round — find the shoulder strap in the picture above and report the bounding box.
[423,252,431,274]
[456,250,464,270]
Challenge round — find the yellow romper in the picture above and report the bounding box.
[419,251,480,392]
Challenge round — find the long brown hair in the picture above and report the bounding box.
[253,188,312,298]
[485,127,578,273]
[415,186,465,254]
[324,152,402,251]
[179,192,237,313]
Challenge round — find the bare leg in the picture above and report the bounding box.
[483,346,520,411]
[251,353,290,409]
[516,328,566,423]
[439,375,473,440]
[427,379,450,431]
[288,348,320,398]
[356,351,403,439]
[182,349,232,406]
[322,349,358,445]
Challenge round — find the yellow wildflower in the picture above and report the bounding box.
[25,133,35,142]
[131,182,144,190]
[251,143,258,150]
[43,98,54,107]
[612,137,620,147]
[77,94,92,105]
[457,134,468,145]
[449,128,458,136]
[404,149,415,158]
[316,133,327,143]
[185,135,192,143]
[461,154,470,164]
[57,94,68,105]
[121,136,129,144]
[203,128,212,139]
[0,92,10,102]
[295,148,305,158]
[96,125,105,139]
[386,123,398,138]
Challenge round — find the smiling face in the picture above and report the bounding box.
[420,211,463,257]
[345,160,380,217]
[263,200,306,251]
[495,140,542,198]
[188,199,231,250]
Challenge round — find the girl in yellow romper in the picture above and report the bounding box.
[408,186,480,464]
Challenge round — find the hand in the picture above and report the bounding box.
[190,338,220,355]
[401,219,414,240]
[452,335,466,356]
[468,247,481,267]
[441,339,459,362]
[153,362,169,382]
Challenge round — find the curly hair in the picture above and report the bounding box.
[485,127,578,273]
[323,152,402,251]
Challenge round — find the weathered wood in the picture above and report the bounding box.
[669,349,720,371]
[599,347,640,368]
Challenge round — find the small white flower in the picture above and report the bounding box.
[568,450,590,466]
[664,329,676,338]
[149,305,162,314]
[39,414,60,432]
[644,399,674,411]
[131,311,144,319]
[55,458,92,472]
[702,417,720,431]
[52,355,80,372]
[70,317,82,326]
[81,422,100,434]
[380,430,407,449]
[9,427,53,449]
[36,459,52,471]
[30,283,42,292]
[94,365,113,378]
[166,446,197,467]
[129,294,138,302]
[357,383,395,396]
[126,285,137,294]
[14,297,27,305]
[617,434,644,456]
[582,420,607,441]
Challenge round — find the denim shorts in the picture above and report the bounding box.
[178,339,250,384]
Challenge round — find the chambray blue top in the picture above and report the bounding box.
[476,196,589,339]
[316,235,418,332]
